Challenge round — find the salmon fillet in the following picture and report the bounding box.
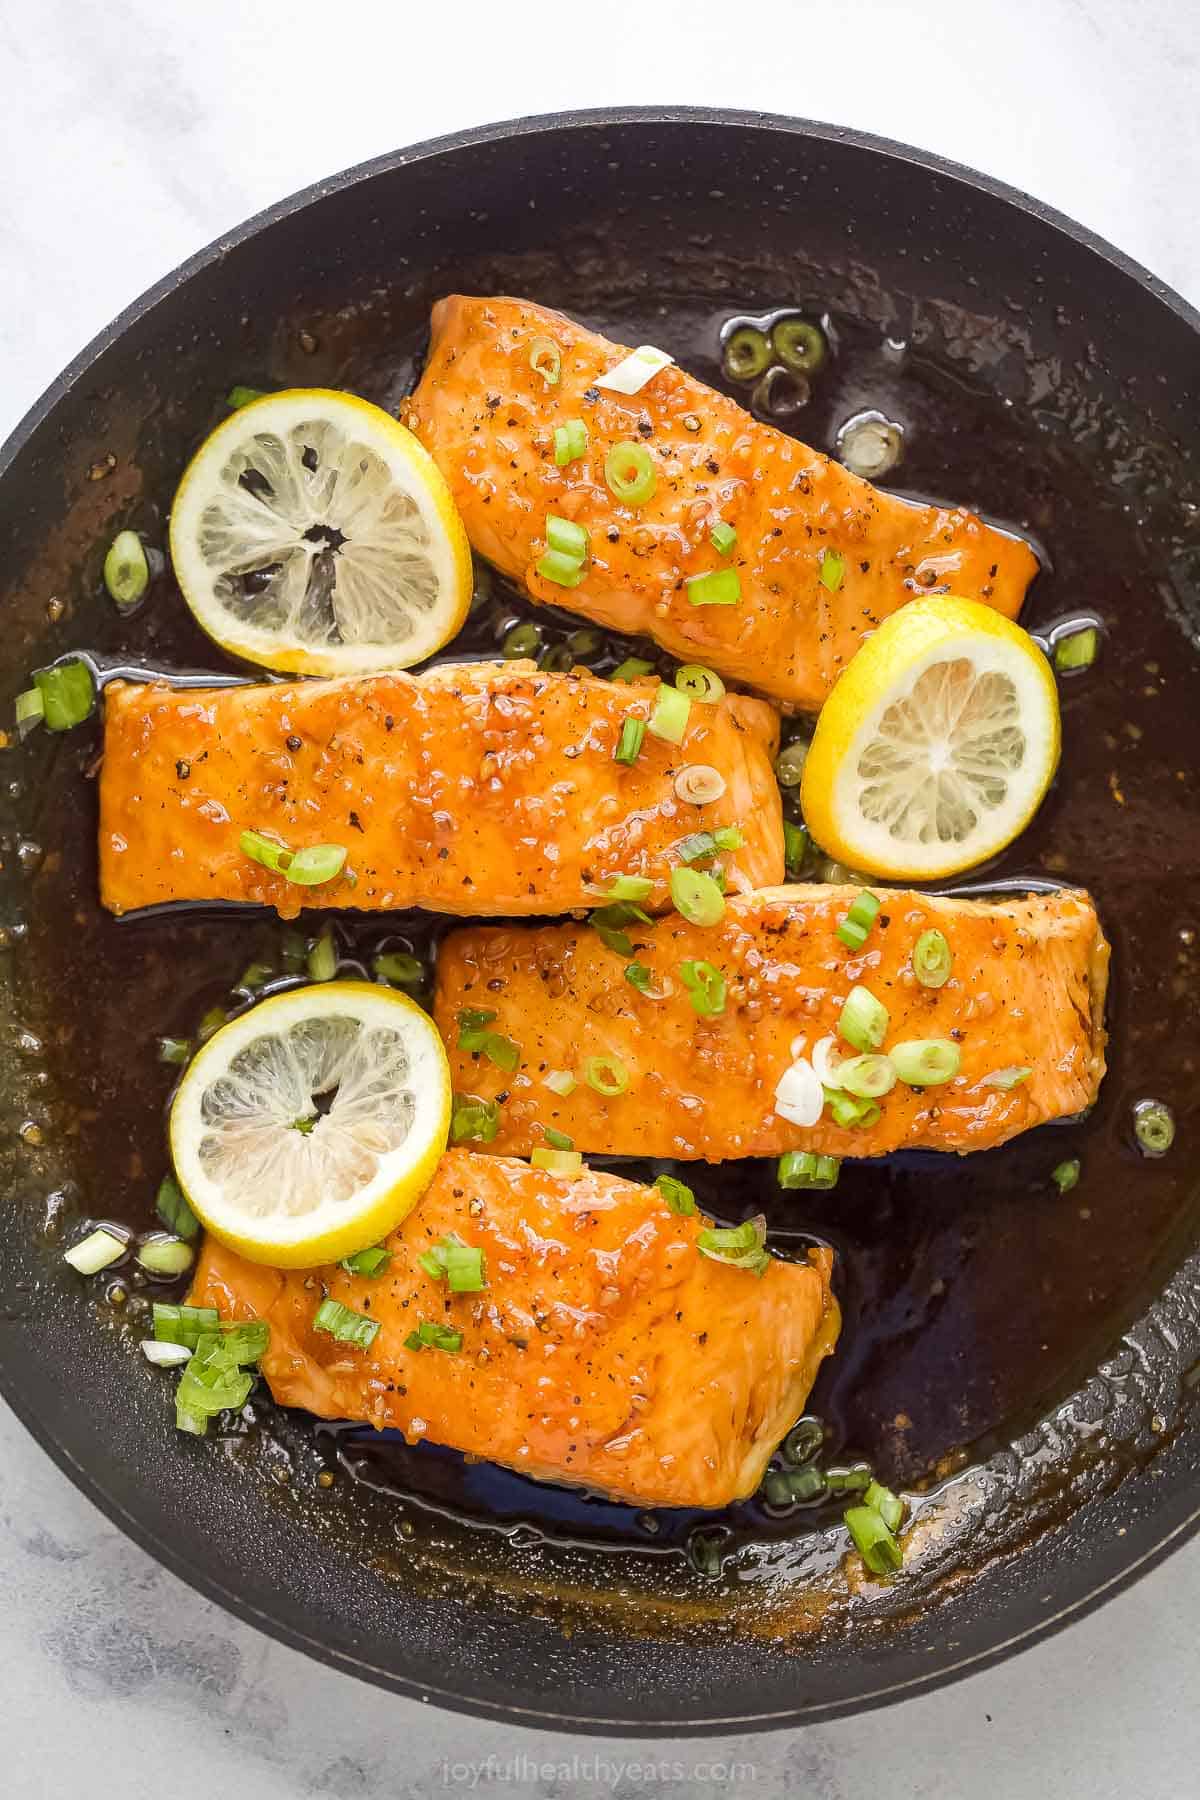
[433,886,1109,1162]
[98,662,782,918]
[406,296,1038,709]
[187,1149,839,1509]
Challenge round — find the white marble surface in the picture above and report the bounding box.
[2,0,1200,1792]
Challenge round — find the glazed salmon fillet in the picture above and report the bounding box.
[434,886,1109,1162]
[406,297,1038,709]
[98,662,782,918]
[188,1150,839,1509]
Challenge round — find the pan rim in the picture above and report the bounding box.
[2,104,1199,1733]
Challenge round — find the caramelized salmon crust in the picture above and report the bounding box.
[98,661,782,918]
[406,296,1038,709]
[189,1150,840,1510]
[434,886,1110,1162]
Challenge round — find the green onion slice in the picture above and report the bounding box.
[152,1301,220,1348]
[980,1065,1031,1091]
[373,951,423,987]
[546,514,588,561]
[1054,626,1099,672]
[34,661,94,731]
[103,529,150,607]
[864,1480,905,1533]
[1052,1158,1081,1194]
[288,843,347,887]
[696,1214,770,1277]
[613,716,646,765]
[136,1234,196,1278]
[529,336,562,386]
[63,1227,127,1275]
[227,384,266,409]
[686,568,741,607]
[313,1297,380,1349]
[240,829,292,874]
[837,1054,896,1099]
[605,440,657,506]
[543,1126,574,1151]
[480,1033,519,1073]
[340,1246,392,1277]
[15,686,44,739]
[670,865,725,927]
[544,1069,576,1097]
[307,929,338,982]
[783,821,811,877]
[772,318,827,374]
[612,657,655,683]
[674,827,739,863]
[404,1320,463,1354]
[823,1086,881,1129]
[595,344,673,395]
[141,1340,192,1368]
[531,1147,583,1175]
[679,959,726,1017]
[583,1053,630,1097]
[777,1151,841,1190]
[837,889,880,950]
[709,521,737,556]
[839,984,889,1051]
[156,1175,199,1240]
[157,1035,192,1066]
[845,1504,903,1576]
[536,549,586,588]
[912,929,952,988]
[1134,1099,1175,1157]
[450,1094,501,1144]
[553,418,588,466]
[819,549,846,592]
[457,1007,498,1051]
[419,1236,487,1292]
[647,684,691,744]
[604,874,654,903]
[655,1173,697,1215]
[675,664,726,703]
[722,327,771,382]
[775,740,809,787]
[589,900,652,957]
[890,1039,961,1087]
[624,961,654,994]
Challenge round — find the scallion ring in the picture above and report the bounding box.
[772,318,827,374]
[686,567,741,607]
[313,1297,380,1349]
[838,984,889,1051]
[777,1151,841,1191]
[502,621,542,659]
[529,336,562,387]
[912,929,952,988]
[722,326,771,382]
[613,716,646,765]
[611,657,655,683]
[450,1094,501,1144]
[135,1234,196,1278]
[536,549,586,588]
[531,1147,583,1176]
[775,740,809,787]
[103,529,150,607]
[670,865,725,927]
[553,418,588,466]
[1052,1158,1081,1193]
[604,440,657,507]
[1054,626,1099,673]
[890,1039,961,1087]
[709,521,737,556]
[1134,1099,1175,1157]
[674,664,726,703]
[543,1069,576,1097]
[583,1054,630,1097]
[63,1227,127,1275]
[844,1504,902,1577]
[648,683,691,744]
[819,548,846,592]
[837,1054,896,1099]
[307,929,338,982]
[34,660,94,731]
[679,959,726,1018]
[603,874,654,903]
[673,764,726,806]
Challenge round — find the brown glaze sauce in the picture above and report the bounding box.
[13,297,1200,1570]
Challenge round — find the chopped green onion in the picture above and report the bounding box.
[542,1126,574,1151]
[152,1301,219,1348]
[546,514,589,561]
[544,1069,576,1097]
[313,1297,380,1350]
[457,1007,498,1051]
[136,1235,195,1278]
[583,1053,630,1097]
[845,1504,903,1576]
[825,1465,873,1493]
[404,1320,463,1354]
[775,740,809,787]
[307,929,338,982]
[675,830,727,863]
[981,1066,1031,1091]
[686,568,742,607]
[647,684,691,744]
[240,829,292,875]
[713,825,743,851]
[772,318,826,373]
[655,1173,696,1215]
[864,1480,904,1533]
[420,1236,487,1292]
[235,960,274,993]
[198,1005,227,1041]
[450,1095,501,1144]
[141,1340,192,1368]
[604,440,657,506]
[1134,1099,1175,1157]
[15,686,44,739]
[674,664,726,704]
[839,984,889,1051]
[614,716,646,764]
[218,1320,270,1364]
[340,1246,392,1277]
[709,521,737,556]
[34,661,94,731]
[503,621,542,659]
[890,1039,961,1087]
[373,951,424,987]
[1054,627,1099,672]
[604,874,654,902]
[553,418,588,465]
[612,657,655,683]
[670,865,725,927]
[823,1086,881,1129]
[531,1147,583,1175]
[227,385,266,409]
[103,529,150,607]
[175,1338,254,1430]
[624,962,654,994]
[819,549,846,592]
[595,344,673,395]
[837,889,881,950]
[481,1033,520,1073]
[537,549,587,588]
[679,959,726,1018]
[529,336,561,386]
[696,1215,770,1277]
[722,326,771,382]
[912,929,952,988]
[837,1054,896,1099]
[589,900,652,957]
[777,1151,840,1190]
[156,1175,200,1240]
[63,1227,127,1275]
[1052,1158,1081,1194]
[783,1418,825,1465]
[767,1464,827,1504]
[287,843,347,887]
[783,821,811,877]
[674,763,727,806]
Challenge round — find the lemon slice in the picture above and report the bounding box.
[169,389,472,675]
[169,982,450,1267]
[801,596,1060,880]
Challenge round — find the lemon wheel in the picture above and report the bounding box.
[801,596,1060,880]
[169,982,451,1267]
[168,388,472,676]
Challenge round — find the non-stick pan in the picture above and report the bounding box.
[2,108,1199,1733]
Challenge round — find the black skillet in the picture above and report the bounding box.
[2,108,1200,1733]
